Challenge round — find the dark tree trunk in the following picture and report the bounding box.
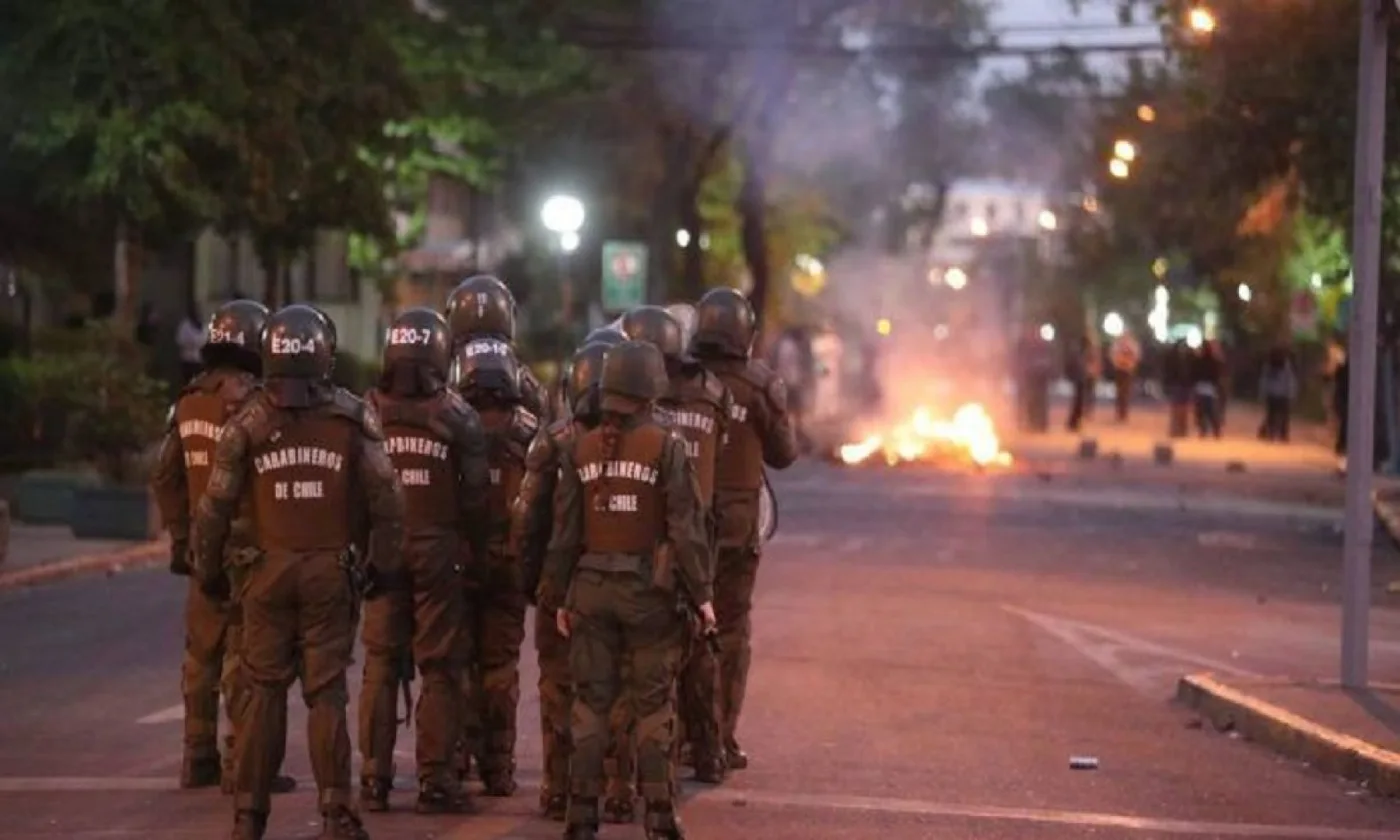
[737,142,772,339]
[679,182,705,300]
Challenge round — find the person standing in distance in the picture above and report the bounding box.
[454,340,539,796]
[544,340,714,840]
[445,274,549,419]
[357,308,491,813]
[192,304,405,840]
[622,305,732,789]
[509,340,612,821]
[689,288,798,770]
[151,300,295,796]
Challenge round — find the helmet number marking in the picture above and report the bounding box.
[270,336,319,355]
[388,327,433,346]
[208,328,245,346]
[476,293,487,317]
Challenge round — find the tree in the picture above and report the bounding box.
[200,0,425,306]
[0,0,250,317]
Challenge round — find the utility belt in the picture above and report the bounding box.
[577,551,650,575]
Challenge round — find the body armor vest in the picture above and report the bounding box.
[249,412,355,551]
[477,405,530,546]
[657,372,725,504]
[714,368,765,492]
[576,422,667,554]
[373,394,460,532]
[174,371,251,511]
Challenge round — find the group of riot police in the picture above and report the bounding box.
[151,275,799,840]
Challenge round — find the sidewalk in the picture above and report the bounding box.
[1007,399,1339,475]
[1179,674,1400,796]
[0,523,165,590]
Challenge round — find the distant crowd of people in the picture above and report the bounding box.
[1015,327,1319,445]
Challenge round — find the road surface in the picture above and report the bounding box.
[2,460,1400,839]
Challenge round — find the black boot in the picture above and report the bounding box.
[358,777,390,812]
[180,756,222,789]
[644,805,687,839]
[318,806,370,840]
[229,810,266,840]
[603,793,636,823]
[416,779,468,814]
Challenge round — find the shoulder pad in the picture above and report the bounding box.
[230,393,277,448]
[329,388,382,439]
[700,369,728,406]
[546,417,572,443]
[744,358,777,386]
[217,371,258,407]
[511,405,540,444]
[525,428,559,470]
[765,373,788,411]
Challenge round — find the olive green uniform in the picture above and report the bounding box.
[357,387,489,795]
[150,368,260,787]
[510,417,591,813]
[543,413,710,831]
[458,402,537,789]
[193,389,404,821]
[701,358,798,760]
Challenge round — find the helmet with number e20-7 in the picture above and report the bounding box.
[261,304,335,381]
[692,286,757,359]
[202,299,269,373]
[382,307,451,380]
[445,274,516,344]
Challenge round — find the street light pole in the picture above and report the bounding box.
[1341,0,1389,690]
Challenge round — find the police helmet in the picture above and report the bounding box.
[665,302,698,349]
[201,299,268,373]
[453,337,522,401]
[621,305,688,362]
[567,341,611,416]
[382,307,451,380]
[261,304,335,381]
[599,340,666,413]
[581,325,626,348]
[692,287,757,359]
[446,274,516,344]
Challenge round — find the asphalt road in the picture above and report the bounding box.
[4,460,1400,839]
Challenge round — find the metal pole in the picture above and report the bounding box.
[1341,0,1389,690]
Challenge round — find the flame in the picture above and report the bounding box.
[838,403,1012,468]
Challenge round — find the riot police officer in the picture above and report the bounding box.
[622,305,732,789]
[690,288,799,770]
[445,274,548,418]
[192,304,405,840]
[454,338,539,796]
[358,308,491,813]
[509,340,610,821]
[544,340,714,840]
[151,300,295,796]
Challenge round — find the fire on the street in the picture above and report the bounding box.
[838,403,1013,468]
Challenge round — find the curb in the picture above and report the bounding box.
[0,539,167,591]
[1177,673,1400,796]
[1374,488,1400,548]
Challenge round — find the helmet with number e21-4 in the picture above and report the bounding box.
[202,299,269,373]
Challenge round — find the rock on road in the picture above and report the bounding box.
[2,461,1400,839]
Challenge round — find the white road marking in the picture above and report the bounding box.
[135,704,183,725]
[1,778,1393,837]
[692,788,1400,838]
[1005,606,1259,696]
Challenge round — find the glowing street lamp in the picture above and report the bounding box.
[970,217,990,237]
[1237,283,1252,302]
[1102,311,1125,337]
[1188,6,1216,34]
[1137,104,1157,123]
[945,266,968,290]
[1113,139,1137,162]
[1109,159,1130,179]
[1037,209,1058,231]
[541,194,585,239]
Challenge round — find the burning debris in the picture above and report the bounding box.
[838,403,1012,469]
